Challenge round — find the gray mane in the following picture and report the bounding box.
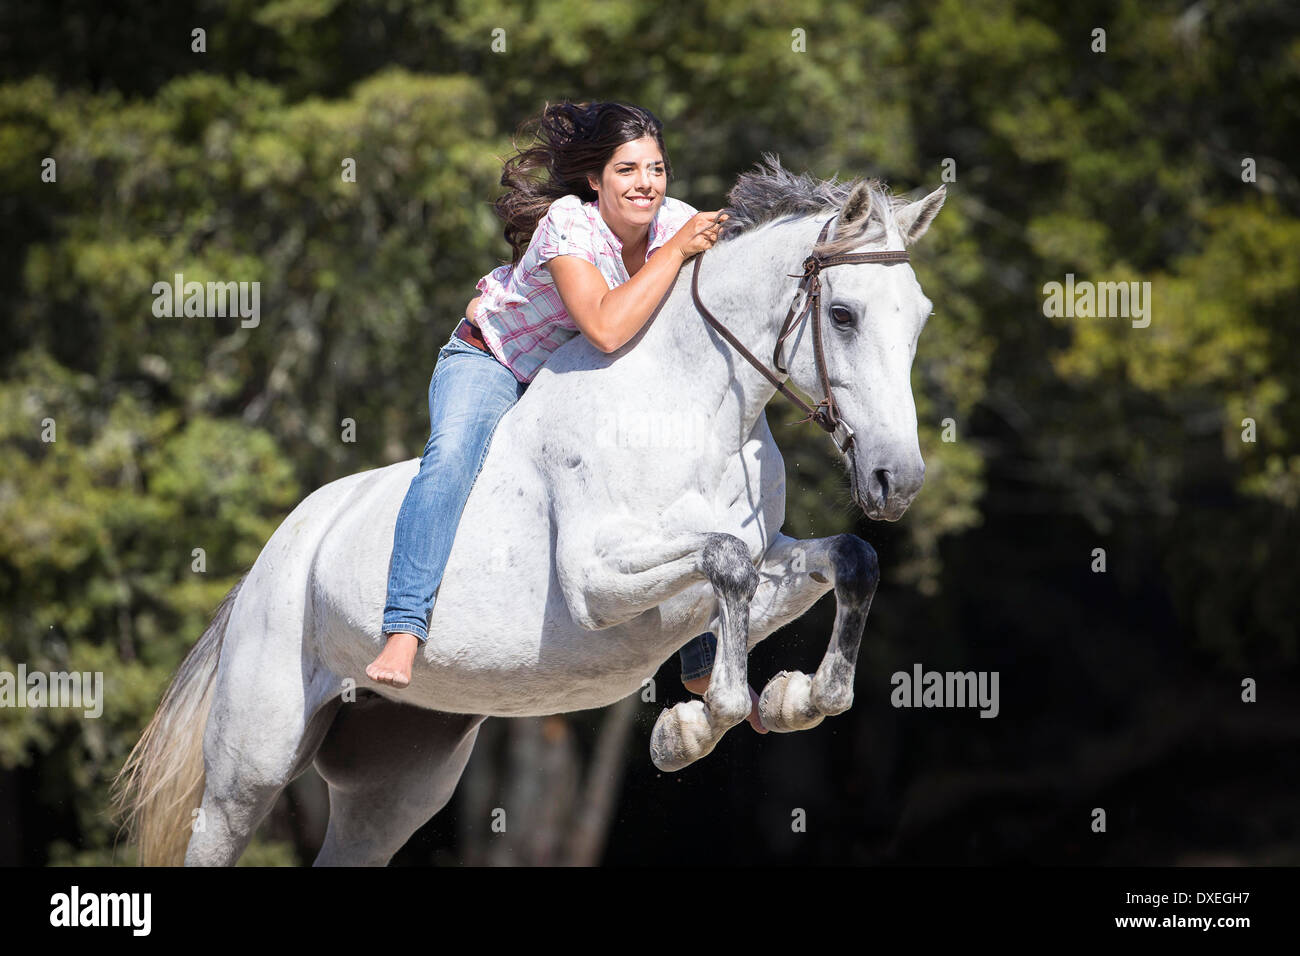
[719,152,911,255]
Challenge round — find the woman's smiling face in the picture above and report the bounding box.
[587,135,667,233]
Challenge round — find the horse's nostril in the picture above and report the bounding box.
[873,469,891,502]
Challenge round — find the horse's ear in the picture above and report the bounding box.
[840,181,874,226]
[895,185,946,244]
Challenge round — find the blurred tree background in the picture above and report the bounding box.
[0,0,1296,865]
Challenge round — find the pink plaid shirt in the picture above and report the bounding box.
[473,193,699,382]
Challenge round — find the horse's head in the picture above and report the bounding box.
[783,181,946,521]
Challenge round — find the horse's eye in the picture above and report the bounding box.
[830,305,854,325]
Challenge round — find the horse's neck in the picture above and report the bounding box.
[656,218,823,451]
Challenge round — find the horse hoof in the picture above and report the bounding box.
[650,700,716,772]
[758,671,825,733]
[703,685,752,730]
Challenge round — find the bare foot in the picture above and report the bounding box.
[365,632,420,688]
[744,684,768,734]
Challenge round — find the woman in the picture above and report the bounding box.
[366,101,765,733]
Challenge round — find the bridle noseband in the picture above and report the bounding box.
[689,214,911,454]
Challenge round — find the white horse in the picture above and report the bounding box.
[114,159,946,866]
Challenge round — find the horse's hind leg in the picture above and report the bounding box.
[187,665,339,866]
[313,696,485,866]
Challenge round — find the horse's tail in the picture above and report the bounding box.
[111,574,244,866]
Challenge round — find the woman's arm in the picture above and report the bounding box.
[544,210,728,354]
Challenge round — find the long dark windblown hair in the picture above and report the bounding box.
[491,101,674,265]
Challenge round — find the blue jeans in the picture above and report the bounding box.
[678,631,718,683]
[382,326,527,641]
[383,322,717,678]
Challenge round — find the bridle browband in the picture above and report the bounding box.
[689,214,911,454]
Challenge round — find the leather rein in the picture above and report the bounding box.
[689,214,910,454]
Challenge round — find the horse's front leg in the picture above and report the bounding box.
[649,533,761,771]
[747,532,880,733]
[556,527,759,772]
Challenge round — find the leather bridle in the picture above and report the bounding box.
[689,214,911,454]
